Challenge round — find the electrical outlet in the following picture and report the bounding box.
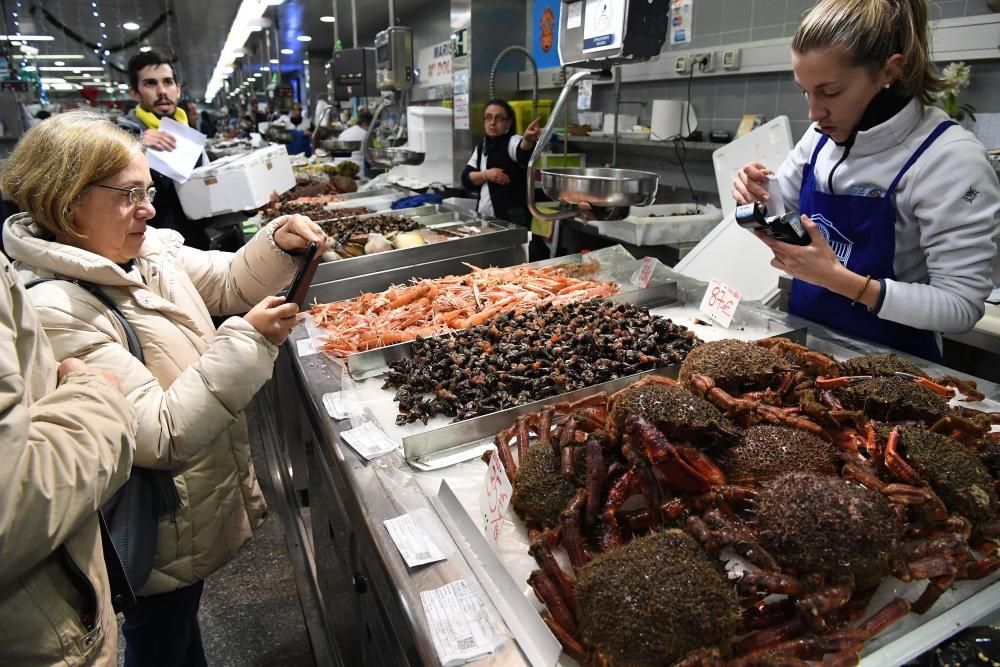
[692,52,716,73]
[674,55,691,75]
[722,48,741,70]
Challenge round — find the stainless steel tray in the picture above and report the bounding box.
[344,281,681,380]
[316,138,361,153]
[306,221,528,299]
[368,147,425,166]
[322,186,405,202]
[540,167,658,207]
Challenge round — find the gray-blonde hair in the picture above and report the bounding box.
[792,0,944,105]
[0,110,144,238]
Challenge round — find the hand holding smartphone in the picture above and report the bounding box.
[284,242,321,308]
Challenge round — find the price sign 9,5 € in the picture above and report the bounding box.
[698,277,742,328]
[479,450,513,549]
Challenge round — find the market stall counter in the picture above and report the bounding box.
[272,253,1000,667]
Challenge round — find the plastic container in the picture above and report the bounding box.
[508,99,553,135]
[595,203,723,246]
[176,144,295,220]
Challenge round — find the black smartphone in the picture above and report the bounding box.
[284,242,321,308]
[735,203,810,246]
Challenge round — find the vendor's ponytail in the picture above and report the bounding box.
[792,0,944,105]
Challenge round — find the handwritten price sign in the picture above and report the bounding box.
[478,450,513,549]
[698,277,741,328]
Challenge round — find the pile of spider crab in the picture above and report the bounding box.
[483,338,1000,666]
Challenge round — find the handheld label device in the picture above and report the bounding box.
[735,202,810,246]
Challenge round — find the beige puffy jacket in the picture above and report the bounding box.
[3,214,299,595]
[0,254,136,666]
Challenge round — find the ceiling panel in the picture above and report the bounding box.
[12,0,438,102]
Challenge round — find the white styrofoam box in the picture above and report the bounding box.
[176,145,295,220]
[406,128,453,155]
[712,115,793,217]
[676,118,795,301]
[595,203,723,246]
[407,106,453,136]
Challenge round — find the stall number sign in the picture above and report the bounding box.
[418,41,452,88]
[479,450,512,549]
[699,277,741,328]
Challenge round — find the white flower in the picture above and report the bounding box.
[940,61,971,93]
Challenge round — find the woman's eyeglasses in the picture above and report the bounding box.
[92,183,157,206]
[484,114,510,124]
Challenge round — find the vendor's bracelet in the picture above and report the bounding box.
[852,274,873,306]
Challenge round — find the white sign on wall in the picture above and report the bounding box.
[417,40,453,88]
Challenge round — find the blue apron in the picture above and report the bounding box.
[789,120,956,363]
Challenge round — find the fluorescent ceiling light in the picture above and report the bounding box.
[139,46,151,52]
[53,61,65,66]
[32,55,85,60]
[40,66,104,71]
[122,22,140,30]
[269,58,279,63]
[0,35,54,41]
[302,60,309,65]
[296,35,311,42]
[261,66,270,71]
[264,0,285,5]
[320,16,335,23]
[280,48,293,55]
[40,77,67,83]
[22,65,36,71]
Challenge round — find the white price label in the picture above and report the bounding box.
[698,277,741,328]
[296,337,320,357]
[630,256,660,289]
[478,450,513,549]
[420,580,501,667]
[321,392,353,420]
[339,421,398,460]
[384,514,446,567]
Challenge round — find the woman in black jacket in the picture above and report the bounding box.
[461,99,542,231]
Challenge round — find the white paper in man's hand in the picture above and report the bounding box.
[144,116,206,183]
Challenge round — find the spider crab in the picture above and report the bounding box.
[676,338,836,440]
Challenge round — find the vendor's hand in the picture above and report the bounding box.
[245,296,300,345]
[484,168,510,185]
[57,358,121,391]
[522,117,542,145]
[732,161,771,205]
[274,214,330,255]
[754,214,843,288]
[142,129,177,152]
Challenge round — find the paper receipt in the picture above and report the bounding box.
[420,580,502,666]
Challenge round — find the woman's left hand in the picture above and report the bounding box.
[754,214,844,288]
[273,214,330,255]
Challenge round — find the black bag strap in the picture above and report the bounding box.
[25,278,144,363]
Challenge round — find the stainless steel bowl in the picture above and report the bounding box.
[317,139,361,153]
[539,168,658,208]
[368,147,426,166]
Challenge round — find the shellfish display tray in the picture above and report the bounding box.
[402,334,1000,667]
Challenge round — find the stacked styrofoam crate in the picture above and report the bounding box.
[176,144,295,220]
[391,106,454,185]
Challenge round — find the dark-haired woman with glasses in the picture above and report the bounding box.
[462,99,547,258]
[1,109,329,665]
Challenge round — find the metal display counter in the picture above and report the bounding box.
[270,262,1000,667]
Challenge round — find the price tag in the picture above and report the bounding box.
[630,256,660,289]
[339,421,398,460]
[698,277,741,328]
[420,580,502,666]
[478,450,513,549]
[296,337,319,357]
[321,392,354,420]
[384,514,446,567]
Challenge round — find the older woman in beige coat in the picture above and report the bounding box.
[0,253,136,666]
[2,110,328,666]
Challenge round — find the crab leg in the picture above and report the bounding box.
[538,612,587,664]
[884,427,923,486]
[584,437,607,527]
[560,490,591,568]
[534,406,555,448]
[626,414,727,493]
[527,570,577,634]
[514,416,531,468]
[529,538,577,614]
[600,470,638,551]
[493,426,518,480]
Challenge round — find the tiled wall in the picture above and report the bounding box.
[587,0,1000,144]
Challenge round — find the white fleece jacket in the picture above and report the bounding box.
[777,99,1000,334]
